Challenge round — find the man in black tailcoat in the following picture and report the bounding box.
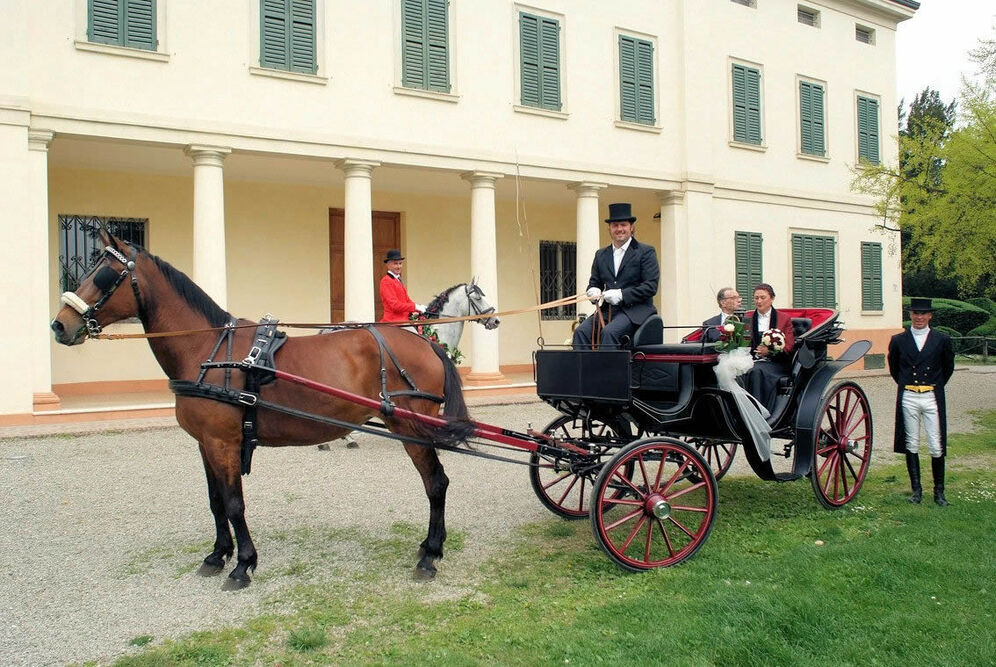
[888,297,956,506]
[572,203,659,349]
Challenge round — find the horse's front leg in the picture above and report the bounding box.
[404,443,449,580]
[200,436,258,590]
[196,444,234,576]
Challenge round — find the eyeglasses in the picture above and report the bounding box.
[722,295,741,301]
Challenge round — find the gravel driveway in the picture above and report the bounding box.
[1,368,993,666]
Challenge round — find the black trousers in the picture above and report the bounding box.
[572,311,636,349]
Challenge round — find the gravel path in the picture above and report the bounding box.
[1,368,993,666]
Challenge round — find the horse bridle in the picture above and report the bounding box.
[59,245,141,337]
[464,283,495,321]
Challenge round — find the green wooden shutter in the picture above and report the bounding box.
[619,36,655,125]
[402,0,449,91]
[735,231,763,297]
[800,81,825,156]
[857,96,880,164]
[88,0,156,50]
[89,0,122,45]
[401,0,425,88]
[792,234,836,307]
[861,242,883,310]
[124,0,156,50]
[425,0,449,91]
[520,12,560,110]
[260,0,315,74]
[732,64,761,144]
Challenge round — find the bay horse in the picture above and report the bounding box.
[50,228,474,588]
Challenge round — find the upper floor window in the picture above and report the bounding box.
[519,11,561,111]
[401,0,450,92]
[797,6,820,27]
[856,95,880,164]
[87,0,157,50]
[618,35,655,126]
[855,25,875,45]
[799,80,826,156]
[260,0,317,75]
[731,63,762,145]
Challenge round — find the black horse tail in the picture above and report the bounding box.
[429,342,475,445]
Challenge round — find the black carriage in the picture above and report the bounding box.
[532,308,873,571]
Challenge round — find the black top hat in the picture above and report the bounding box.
[908,297,935,312]
[605,202,637,223]
[383,249,404,263]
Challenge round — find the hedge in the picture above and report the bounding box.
[902,296,990,334]
[967,297,996,317]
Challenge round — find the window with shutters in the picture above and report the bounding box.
[731,0,756,6]
[86,0,157,51]
[855,25,875,45]
[58,215,147,293]
[791,234,836,308]
[401,0,450,93]
[799,80,826,157]
[735,232,763,298]
[860,242,883,311]
[797,6,820,28]
[518,11,562,112]
[618,34,655,126]
[856,95,880,164]
[539,241,576,320]
[259,0,317,75]
[731,63,763,146]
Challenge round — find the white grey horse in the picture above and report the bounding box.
[420,280,500,353]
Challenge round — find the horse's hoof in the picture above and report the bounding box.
[413,565,437,581]
[222,575,251,591]
[197,562,225,577]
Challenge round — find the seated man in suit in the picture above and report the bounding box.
[744,283,795,411]
[701,287,743,343]
[572,203,660,349]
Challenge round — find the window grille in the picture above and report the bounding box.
[58,215,147,293]
[797,7,819,27]
[855,26,875,44]
[539,241,576,320]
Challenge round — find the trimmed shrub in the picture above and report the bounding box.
[967,297,996,316]
[902,297,990,334]
[967,318,996,337]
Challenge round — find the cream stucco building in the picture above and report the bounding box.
[0,0,916,420]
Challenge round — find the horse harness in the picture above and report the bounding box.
[170,320,445,475]
[424,283,495,321]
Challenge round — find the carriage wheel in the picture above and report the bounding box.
[689,439,738,480]
[591,438,717,571]
[810,381,873,509]
[529,415,633,520]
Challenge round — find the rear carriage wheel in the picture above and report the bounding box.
[688,439,738,480]
[810,381,873,509]
[529,415,633,520]
[591,438,717,571]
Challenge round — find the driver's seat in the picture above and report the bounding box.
[631,315,664,348]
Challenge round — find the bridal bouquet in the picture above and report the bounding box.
[713,314,748,353]
[761,328,787,354]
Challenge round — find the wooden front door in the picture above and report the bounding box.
[329,209,402,322]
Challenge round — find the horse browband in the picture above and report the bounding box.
[60,245,142,337]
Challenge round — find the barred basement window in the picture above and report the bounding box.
[855,25,875,45]
[58,214,147,292]
[539,241,576,321]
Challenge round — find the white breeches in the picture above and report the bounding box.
[902,391,942,457]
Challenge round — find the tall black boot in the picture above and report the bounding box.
[905,452,922,504]
[932,456,949,506]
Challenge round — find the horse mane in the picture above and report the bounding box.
[425,283,467,316]
[141,247,232,328]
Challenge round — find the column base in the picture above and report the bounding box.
[463,371,507,386]
[32,392,62,412]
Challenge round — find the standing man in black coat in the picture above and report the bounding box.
[888,297,956,506]
[572,203,659,349]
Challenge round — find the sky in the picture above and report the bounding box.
[895,0,995,108]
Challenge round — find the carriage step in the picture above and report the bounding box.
[773,472,803,482]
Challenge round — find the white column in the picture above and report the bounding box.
[28,130,59,411]
[462,171,504,384]
[659,190,686,343]
[185,145,231,309]
[568,182,606,318]
[336,159,380,322]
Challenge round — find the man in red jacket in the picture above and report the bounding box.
[379,249,425,322]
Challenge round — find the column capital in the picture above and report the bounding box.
[659,189,685,206]
[335,159,380,177]
[567,181,608,197]
[27,130,55,152]
[185,145,232,167]
[461,171,503,188]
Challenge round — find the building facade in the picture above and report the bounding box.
[0,0,917,418]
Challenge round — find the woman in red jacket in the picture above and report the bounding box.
[379,249,425,322]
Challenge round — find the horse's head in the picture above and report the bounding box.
[465,282,499,330]
[50,226,143,346]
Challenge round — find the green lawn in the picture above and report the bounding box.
[111,413,996,667]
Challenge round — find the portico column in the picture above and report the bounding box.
[336,159,380,322]
[462,171,504,383]
[568,182,606,317]
[659,190,687,343]
[185,145,231,309]
[28,130,59,411]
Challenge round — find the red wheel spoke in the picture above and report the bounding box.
[604,508,643,531]
[657,518,676,557]
[667,515,697,539]
[612,468,649,499]
[553,475,579,506]
[665,480,706,501]
[670,504,709,513]
[607,497,644,506]
[842,453,860,484]
[542,471,572,491]
[816,450,835,477]
[619,514,647,552]
[637,454,651,492]
[660,457,692,495]
[643,519,654,563]
[821,451,838,496]
[838,455,850,498]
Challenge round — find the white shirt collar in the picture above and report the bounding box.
[387,271,402,280]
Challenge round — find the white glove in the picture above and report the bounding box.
[415,304,426,313]
[603,289,623,305]
[586,287,602,302]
